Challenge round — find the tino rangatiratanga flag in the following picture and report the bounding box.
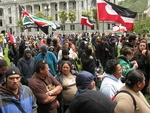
[80,16,94,28]
[97,0,137,31]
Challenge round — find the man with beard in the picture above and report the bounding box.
[17,49,35,85]
[0,66,37,113]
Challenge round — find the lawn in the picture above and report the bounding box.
[4,45,10,66]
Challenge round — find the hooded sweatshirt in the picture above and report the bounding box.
[0,83,37,113]
[100,72,124,98]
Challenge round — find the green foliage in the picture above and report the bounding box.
[133,18,150,34]
[68,10,76,23]
[119,0,148,13]
[91,7,99,30]
[58,10,68,24]
[82,11,91,19]
[17,18,23,27]
[35,11,53,21]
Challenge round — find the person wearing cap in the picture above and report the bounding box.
[57,48,78,74]
[17,49,35,85]
[29,60,62,113]
[0,59,7,83]
[69,71,117,113]
[36,45,58,76]
[0,66,37,113]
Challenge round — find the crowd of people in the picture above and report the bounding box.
[0,31,150,113]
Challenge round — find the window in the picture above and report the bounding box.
[82,25,84,30]
[0,8,3,16]
[107,23,111,30]
[73,2,76,9]
[70,24,75,30]
[0,19,2,26]
[21,27,24,32]
[9,17,12,24]
[55,4,57,11]
[81,1,84,8]
[63,3,66,10]
[28,28,31,32]
[91,0,96,7]
[55,14,58,21]
[91,26,94,30]
[61,25,65,31]
[8,8,11,14]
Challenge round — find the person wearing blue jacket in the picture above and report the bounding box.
[0,66,37,113]
[36,45,58,76]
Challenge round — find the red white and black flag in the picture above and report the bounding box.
[80,16,94,28]
[97,0,137,31]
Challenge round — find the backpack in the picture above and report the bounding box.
[111,90,137,110]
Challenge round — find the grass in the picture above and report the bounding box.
[4,45,10,66]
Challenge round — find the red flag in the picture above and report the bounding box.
[80,16,94,28]
[97,0,137,31]
[7,32,16,44]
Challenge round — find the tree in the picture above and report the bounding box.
[17,18,23,27]
[58,10,68,34]
[35,11,53,21]
[92,7,99,31]
[68,10,76,31]
[133,18,150,34]
[82,11,91,32]
[17,18,24,32]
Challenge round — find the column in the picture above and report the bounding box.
[66,2,69,14]
[57,2,60,21]
[32,4,34,15]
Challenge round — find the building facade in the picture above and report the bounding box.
[0,0,118,36]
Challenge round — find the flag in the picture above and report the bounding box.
[80,16,94,28]
[19,5,57,34]
[112,24,126,36]
[97,0,137,31]
[7,32,16,44]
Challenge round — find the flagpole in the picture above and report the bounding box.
[102,21,104,33]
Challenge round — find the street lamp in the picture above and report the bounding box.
[44,4,51,17]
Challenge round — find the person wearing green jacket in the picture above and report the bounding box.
[118,47,138,77]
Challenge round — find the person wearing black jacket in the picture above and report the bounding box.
[81,44,96,77]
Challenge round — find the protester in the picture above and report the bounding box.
[122,34,137,49]
[36,45,58,76]
[0,66,37,113]
[69,71,117,113]
[57,48,78,74]
[29,60,62,113]
[114,69,150,113]
[81,44,96,77]
[100,59,124,98]
[8,43,19,66]
[0,59,7,83]
[133,40,150,95]
[56,61,77,113]
[17,49,35,85]
[118,47,138,77]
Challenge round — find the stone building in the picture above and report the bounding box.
[0,0,118,36]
